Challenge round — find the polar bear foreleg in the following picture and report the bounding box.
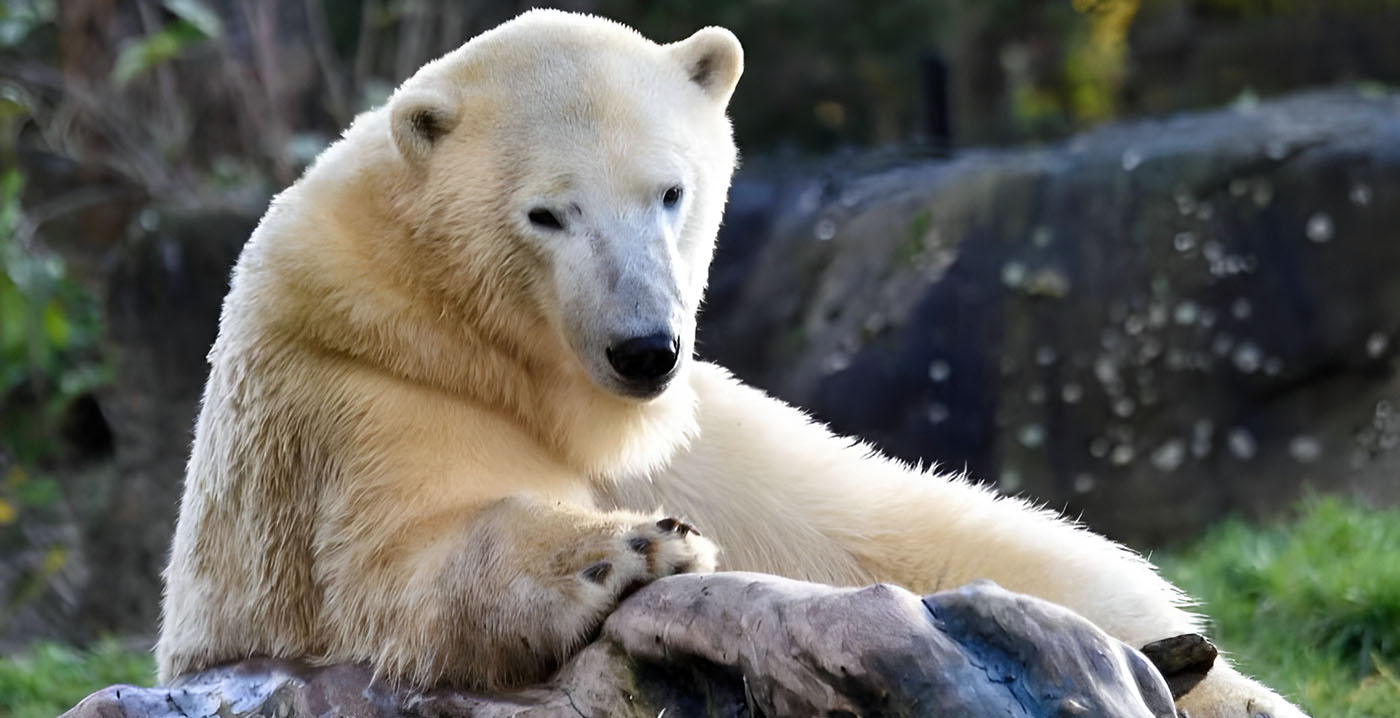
[320,496,716,690]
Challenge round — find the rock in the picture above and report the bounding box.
[699,88,1400,544]
[62,574,1180,718]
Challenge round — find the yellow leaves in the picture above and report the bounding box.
[0,464,22,523]
[1065,0,1140,122]
[42,546,66,574]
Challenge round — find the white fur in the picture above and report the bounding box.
[156,10,1307,717]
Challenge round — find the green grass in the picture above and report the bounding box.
[1160,498,1400,717]
[0,499,1395,716]
[0,639,153,718]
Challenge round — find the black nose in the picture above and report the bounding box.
[606,333,680,383]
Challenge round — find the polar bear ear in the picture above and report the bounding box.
[390,89,460,163]
[667,27,744,106]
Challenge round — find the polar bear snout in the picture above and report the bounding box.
[606,332,681,396]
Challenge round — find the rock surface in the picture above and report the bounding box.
[63,573,1181,718]
[703,88,1400,544]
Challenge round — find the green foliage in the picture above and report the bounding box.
[112,0,221,86]
[0,0,55,49]
[0,169,107,467]
[1161,498,1400,717]
[0,640,154,718]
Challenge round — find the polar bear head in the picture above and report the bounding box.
[382,10,742,401]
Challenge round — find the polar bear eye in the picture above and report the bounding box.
[662,186,683,208]
[527,207,565,231]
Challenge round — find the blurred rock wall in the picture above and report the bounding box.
[702,88,1400,545]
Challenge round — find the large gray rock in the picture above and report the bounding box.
[701,88,1400,544]
[62,574,1185,718]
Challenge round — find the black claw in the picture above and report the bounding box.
[628,536,653,553]
[581,561,612,584]
[657,517,699,536]
[1141,633,1217,700]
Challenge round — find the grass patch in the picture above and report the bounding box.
[1160,498,1400,717]
[0,639,153,718]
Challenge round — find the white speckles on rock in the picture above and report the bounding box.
[1366,332,1389,358]
[1192,419,1214,458]
[1350,182,1373,207]
[1233,342,1263,373]
[1001,261,1027,288]
[1018,423,1047,449]
[814,218,837,241]
[1250,178,1274,207]
[1174,187,1196,216]
[1174,301,1199,325]
[928,360,951,383]
[1150,439,1187,472]
[822,352,851,375]
[1227,427,1257,460]
[1288,435,1322,462]
[1121,148,1144,172]
[1305,212,1334,243]
[1094,356,1120,386]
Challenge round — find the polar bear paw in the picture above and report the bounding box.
[578,517,718,600]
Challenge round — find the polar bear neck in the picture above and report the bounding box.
[248,121,700,482]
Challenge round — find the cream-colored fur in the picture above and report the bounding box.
[157,9,1307,717]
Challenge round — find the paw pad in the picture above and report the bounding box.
[627,536,653,553]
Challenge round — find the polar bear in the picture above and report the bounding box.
[157,9,1307,717]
